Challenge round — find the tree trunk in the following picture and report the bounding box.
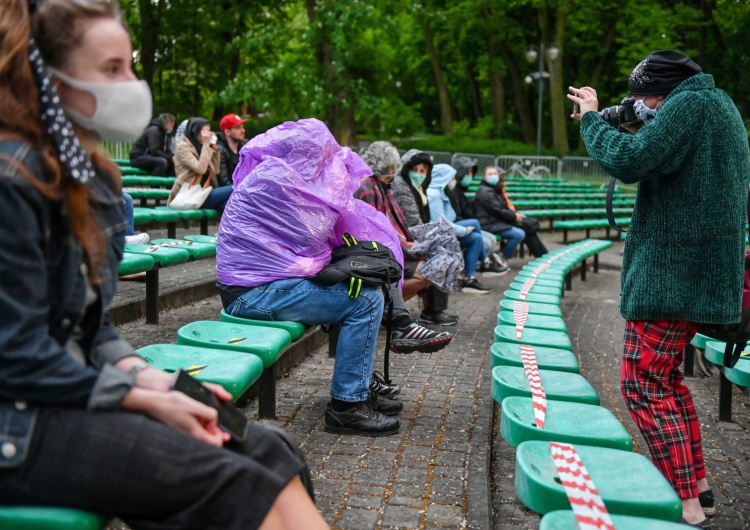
[548,0,570,155]
[421,18,453,135]
[501,47,535,143]
[137,0,165,89]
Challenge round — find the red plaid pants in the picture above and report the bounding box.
[621,319,705,500]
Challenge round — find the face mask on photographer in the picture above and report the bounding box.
[50,68,153,142]
[633,98,661,125]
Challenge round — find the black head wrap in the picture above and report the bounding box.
[184,117,209,154]
[628,50,702,95]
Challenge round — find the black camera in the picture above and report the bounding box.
[599,96,638,129]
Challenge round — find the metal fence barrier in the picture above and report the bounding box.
[560,156,610,186]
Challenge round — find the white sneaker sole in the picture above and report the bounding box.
[462,287,490,294]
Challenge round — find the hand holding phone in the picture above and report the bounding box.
[172,370,248,441]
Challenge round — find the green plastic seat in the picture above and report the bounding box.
[515,441,682,520]
[201,209,220,219]
[220,309,308,342]
[124,243,190,267]
[133,207,180,223]
[492,366,599,405]
[690,333,713,349]
[155,205,204,221]
[177,321,292,368]
[510,276,563,289]
[508,280,563,297]
[150,238,216,259]
[132,209,152,224]
[494,324,573,351]
[184,234,218,244]
[540,510,691,530]
[503,289,561,306]
[118,253,154,276]
[0,507,108,530]
[554,218,632,231]
[500,396,632,450]
[497,311,567,333]
[490,342,579,373]
[499,299,563,318]
[119,166,148,175]
[705,341,750,386]
[137,344,263,401]
[124,189,171,200]
[515,269,566,283]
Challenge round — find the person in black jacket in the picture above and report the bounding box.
[216,113,249,187]
[474,166,548,259]
[128,113,176,176]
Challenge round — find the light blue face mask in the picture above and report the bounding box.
[409,171,426,187]
[461,175,473,187]
[486,174,500,186]
[633,99,659,124]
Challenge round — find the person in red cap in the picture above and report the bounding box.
[217,113,248,187]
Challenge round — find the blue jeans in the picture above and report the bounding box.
[456,219,486,277]
[499,226,525,259]
[225,278,384,402]
[203,185,232,212]
[123,193,135,236]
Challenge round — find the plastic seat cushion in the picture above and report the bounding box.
[492,366,599,405]
[220,310,308,342]
[490,342,579,373]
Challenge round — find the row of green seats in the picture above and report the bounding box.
[490,240,687,528]
[132,206,218,239]
[554,217,632,244]
[122,176,175,188]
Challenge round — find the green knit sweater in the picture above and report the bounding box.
[580,73,750,323]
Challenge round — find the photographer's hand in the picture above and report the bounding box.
[567,86,599,120]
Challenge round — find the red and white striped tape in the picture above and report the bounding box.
[519,277,537,299]
[143,240,193,253]
[513,301,529,339]
[549,442,615,530]
[519,344,546,428]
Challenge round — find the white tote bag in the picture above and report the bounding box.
[169,175,212,210]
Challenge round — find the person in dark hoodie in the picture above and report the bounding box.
[128,113,176,176]
[390,149,458,326]
[217,113,249,187]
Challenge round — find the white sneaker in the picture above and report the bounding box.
[492,252,509,268]
[125,233,151,244]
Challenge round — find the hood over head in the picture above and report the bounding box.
[398,149,433,189]
[451,156,478,181]
[429,163,457,191]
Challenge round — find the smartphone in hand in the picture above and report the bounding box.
[172,370,248,441]
[572,102,580,116]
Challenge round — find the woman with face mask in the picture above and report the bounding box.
[0,1,326,528]
[170,117,233,213]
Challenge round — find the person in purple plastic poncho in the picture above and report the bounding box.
[216,119,450,436]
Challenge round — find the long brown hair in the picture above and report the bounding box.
[0,0,124,279]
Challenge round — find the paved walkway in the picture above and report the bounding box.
[111,234,750,529]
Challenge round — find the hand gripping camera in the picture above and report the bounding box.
[599,96,638,129]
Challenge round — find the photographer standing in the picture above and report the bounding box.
[569,50,750,529]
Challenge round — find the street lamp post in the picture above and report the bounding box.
[525,44,559,157]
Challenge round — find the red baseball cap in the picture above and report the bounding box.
[219,114,248,131]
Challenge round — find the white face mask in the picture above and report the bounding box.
[448,180,457,190]
[50,68,152,142]
[633,99,659,125]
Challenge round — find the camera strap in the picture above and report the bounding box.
[606,176,626,234]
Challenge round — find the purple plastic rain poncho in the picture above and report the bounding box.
[216,118,404,288]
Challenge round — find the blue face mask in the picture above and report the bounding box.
[633,99,659,125]
[461,175,473,187]
[409,171,426,188]
[486,174,500,186]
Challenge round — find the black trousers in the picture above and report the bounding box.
[521,231,548,258]
[422,286,449,314]
[0,407,303,530]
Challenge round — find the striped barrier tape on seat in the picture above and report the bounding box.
[144,240,194,253]
[520,344,546,428]
[531,240,599,275]
[513,301,529,339]
[549,442,615,530]
[519,278,537,299]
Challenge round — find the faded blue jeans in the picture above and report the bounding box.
[225,278,384,402]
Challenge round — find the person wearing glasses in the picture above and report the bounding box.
[0,1,326,528]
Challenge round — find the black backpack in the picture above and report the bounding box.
[312,234,403,381]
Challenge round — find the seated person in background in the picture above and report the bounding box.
[216,113,248,187]
[450,156,506,272]
[217,118,412,436]
[122,192,150,244]
[428,164,499,294]
[174,117,188,147]
[128,113,175,176]
[0,0,326,528]
[391,149,458,326]
[355,142,453,348]
[170,117,232,212]
[475,166,549,259]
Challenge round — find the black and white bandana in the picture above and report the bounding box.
[28,38,96,184]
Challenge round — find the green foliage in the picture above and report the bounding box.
[392,136,546,157]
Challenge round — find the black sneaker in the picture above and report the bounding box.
[680,517,711,529]
[480,260,509,277]
[390,322,452,354]
[324,402,400,436]
[461,277,490,294]
[366,390,403,416]
[370,371,400,399]
[419,311,458,326]
[699,489,716,516]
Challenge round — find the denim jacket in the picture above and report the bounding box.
[0,139,138,468]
